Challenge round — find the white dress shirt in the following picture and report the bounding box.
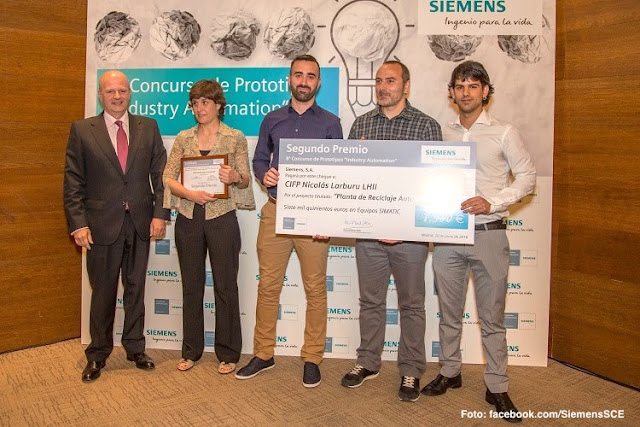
[103,111,130,152]
[444,110,537,223]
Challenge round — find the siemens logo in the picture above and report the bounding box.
[424,149,456,156]
[429,0,506,13]
[276,336,287,343]
[204,302,215,309]
[507,219,523,226]
[507,282,521,289]
[508,345,519,352]
[325,337,349,354]
[329,246,353,253]
[328,308,351,315]
[384,341,400,348]
[147,270,178,277]
[146,329,177,337]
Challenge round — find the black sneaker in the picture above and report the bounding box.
[302,362,321,388]
[398,376,420,402]
[235,356,275,380]
[341,364,379,388]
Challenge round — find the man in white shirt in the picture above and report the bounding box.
[421,61,536,423]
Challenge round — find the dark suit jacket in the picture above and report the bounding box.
[63,113,170,245]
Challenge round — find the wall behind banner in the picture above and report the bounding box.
[81,0,554,367]
[0,0,87,352]
[551,0,640,387]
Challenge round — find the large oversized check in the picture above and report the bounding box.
[275,139,477,243]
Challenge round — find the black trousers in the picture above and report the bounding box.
[85,213,150,362]
[175,207,242,363]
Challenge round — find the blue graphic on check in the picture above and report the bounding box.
[414,207,468,229]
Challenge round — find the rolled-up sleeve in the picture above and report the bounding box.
[231,130,256,210]
[488,126,537,213]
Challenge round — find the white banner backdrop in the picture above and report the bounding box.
[82,0,555,367]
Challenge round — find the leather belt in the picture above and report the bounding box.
[475,219,506,231]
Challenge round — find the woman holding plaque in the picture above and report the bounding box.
[163,79,255,374]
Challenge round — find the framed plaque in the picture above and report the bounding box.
[181,154,229,199]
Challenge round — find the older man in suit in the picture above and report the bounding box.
[64,70,169,382]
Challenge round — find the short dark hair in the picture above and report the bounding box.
[448,61,494,105]
[189,79,227,120]
[383,60,410,84]
[290,54,320,77]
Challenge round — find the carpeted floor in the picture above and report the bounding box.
[0,339,637,426]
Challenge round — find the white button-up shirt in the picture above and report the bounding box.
[444,110,536,223]
[103,111,130,153]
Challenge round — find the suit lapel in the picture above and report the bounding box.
[89,114,123,176]
[126,115,142,174]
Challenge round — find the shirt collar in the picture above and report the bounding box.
[450,109,491,129]
[217,122,234,136]
[287,100,319,115]
[475,109,491,125]
[373,101,415,120]
[103,111,130,128]
[186,121,235,139]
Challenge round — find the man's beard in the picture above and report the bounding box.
[291,84,317,102]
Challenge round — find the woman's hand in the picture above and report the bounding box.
[190,190,217,205]
[219,164,240,185]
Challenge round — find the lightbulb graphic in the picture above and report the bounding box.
[331,0,400,117]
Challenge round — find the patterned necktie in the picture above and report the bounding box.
[115,120,128,173]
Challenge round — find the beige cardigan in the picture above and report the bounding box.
[162,123,255,219]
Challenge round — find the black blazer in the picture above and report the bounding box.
[63,113,170,245]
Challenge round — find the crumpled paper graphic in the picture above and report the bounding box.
[427,35,483,62]
[94,11,141,63]
[210,11,261,61]
[263,7,315,60]
[150,10,201,61]
[332,3,397,62]
[497,15,552,64]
